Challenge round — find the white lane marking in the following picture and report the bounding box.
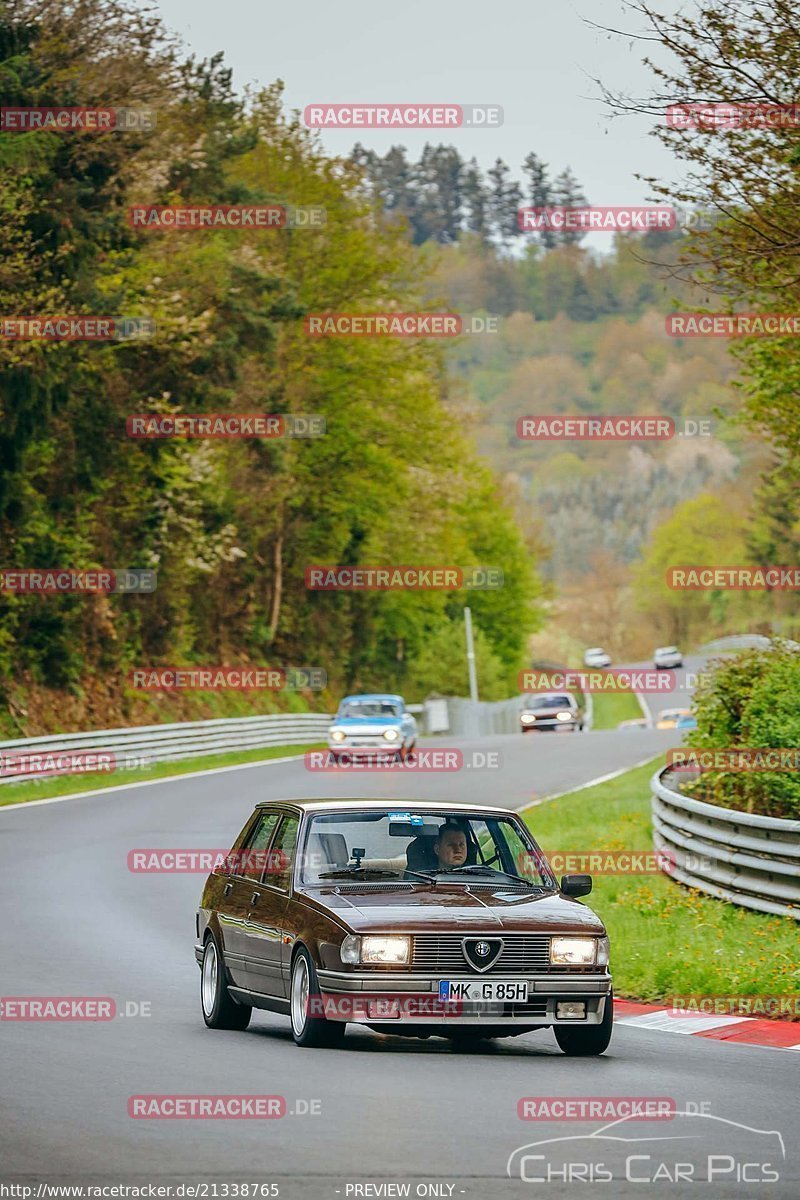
[524,754,663,809]
[617,1011,750,1034]
[0,753,308,813]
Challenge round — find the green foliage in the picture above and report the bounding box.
[350,143,589,248]
[685,642,800,818]
[0,0,543,719]
[525,757,799,1002]
[401,620,509,702]
[633,494,754,645]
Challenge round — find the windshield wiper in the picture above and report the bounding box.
[316,868,398,878]
[444,864,544,888]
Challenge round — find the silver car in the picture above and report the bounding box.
[654,645,683,669]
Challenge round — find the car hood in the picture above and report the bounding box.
[523,705,572,717]
[330,716,402,730]
[301,885,605,935]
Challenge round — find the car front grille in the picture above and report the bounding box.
[411,933,552,973]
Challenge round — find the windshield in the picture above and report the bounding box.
[527,694,573,709]
[299,810,555,887]
[338,700,402,719]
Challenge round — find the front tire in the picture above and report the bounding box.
[290,947,346,1048]
[201,933,251,1031]
[554,992,613,1056]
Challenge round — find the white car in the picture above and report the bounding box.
[583,647,611,669]
[654,645,683,669]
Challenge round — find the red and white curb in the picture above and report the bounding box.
[616,999,800,1052]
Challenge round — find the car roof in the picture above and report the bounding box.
[525,692,573,702]
[254,797,516,816]
[339,693,404,703]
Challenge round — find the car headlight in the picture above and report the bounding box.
[340,934,410,965]
[330,729,346,743]
[550,936,597,965]
[556,711,572,721]
[521,713,536,723]
[382,728,400,741]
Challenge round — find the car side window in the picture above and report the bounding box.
[238,812,281,880]
[263,815,299,891]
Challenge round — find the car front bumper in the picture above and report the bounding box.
[314,969,612,1026]
[327,741,404,755]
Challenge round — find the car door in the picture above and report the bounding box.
[243,812,299,998]
[218,811,281,988]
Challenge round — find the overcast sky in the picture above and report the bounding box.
[153,0,686,215]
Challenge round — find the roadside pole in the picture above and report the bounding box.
[464,605,479,702]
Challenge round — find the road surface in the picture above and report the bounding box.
[1,694,797,1198]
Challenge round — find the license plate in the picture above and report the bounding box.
[438,979,528,1002]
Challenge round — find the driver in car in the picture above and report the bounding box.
[434,824,468,870]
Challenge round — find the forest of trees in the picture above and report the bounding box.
[350,144,589,247]
[0,0,542,732]
[3,0,799,732]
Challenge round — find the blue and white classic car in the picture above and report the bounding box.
[327,693,417,761]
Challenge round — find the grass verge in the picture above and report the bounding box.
[591,689,645,730]
[0,743,326,808]
[521,757,799,1006]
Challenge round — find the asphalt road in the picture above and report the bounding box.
[1,669,797,1198]
[631,653,703,726]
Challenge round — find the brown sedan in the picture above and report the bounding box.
[195,799,613,1053]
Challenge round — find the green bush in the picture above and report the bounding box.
[684,641,800,818]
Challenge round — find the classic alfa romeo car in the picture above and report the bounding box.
[327,693,417,761]
[195,799,613,1054]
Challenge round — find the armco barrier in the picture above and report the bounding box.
[651,766,800,920]
[424,691,592,738]
[0,713,332,785]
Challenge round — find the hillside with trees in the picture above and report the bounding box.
[0,0,542,733]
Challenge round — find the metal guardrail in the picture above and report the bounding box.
[0,713,332,785]
[420,691,593,737]
[651,766,800,920]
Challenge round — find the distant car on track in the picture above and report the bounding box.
[655,707,692,730]
[583,647,611,669]
[520,692,584,733]
[654,645,683,669]
[675,713,698,730]
[327,693,417,761]
[196,798,613,1054]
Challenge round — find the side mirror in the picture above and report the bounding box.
[560,873,592,897]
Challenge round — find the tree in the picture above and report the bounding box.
[633,494,753,645]
[461,157,490,238]
[522,152,556,248]
[551,167,588,247]
[487,158,522,248]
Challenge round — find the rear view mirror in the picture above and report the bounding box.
[560,873,592,897]
[389,821,434,838]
